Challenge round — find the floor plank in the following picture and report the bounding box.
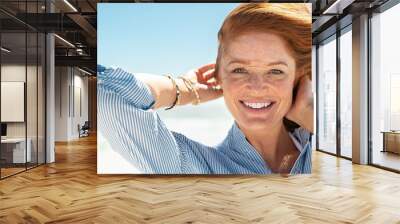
[0,134,399,223]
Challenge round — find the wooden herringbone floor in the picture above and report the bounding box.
[1,134,400,224]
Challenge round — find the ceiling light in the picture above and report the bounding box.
[63,0,78,12]
[1,47,11,53]
[76,48,84,55]
[323,0,355,15]
[54,34,75,48]
[78,67,93,76]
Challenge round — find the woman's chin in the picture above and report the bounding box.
[239,109,277,127]
[237,117,277,131]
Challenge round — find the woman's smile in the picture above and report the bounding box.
[238,99,277,117]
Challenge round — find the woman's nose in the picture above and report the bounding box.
[247,74,265,90]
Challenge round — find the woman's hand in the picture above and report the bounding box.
[143,63,222,109]
[285,75,314,134]
[180,63,223,104]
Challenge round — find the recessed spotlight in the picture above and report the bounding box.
[63,0,78,12]
[78,67,93,76]
[1,47,11,53]
[54,34,75,48]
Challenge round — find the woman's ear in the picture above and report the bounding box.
[293,68,306,102]
[215,60,221,85]
[294,67,303,85]
[292,79,300,103]
[294,67,310,88]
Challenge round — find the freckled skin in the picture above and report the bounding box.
[218,32,297,132]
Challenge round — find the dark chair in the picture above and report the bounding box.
[79,121,90,138]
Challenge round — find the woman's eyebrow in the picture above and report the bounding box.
[268,61,289,67]
[227,59,250,65]
[228,59,289,67]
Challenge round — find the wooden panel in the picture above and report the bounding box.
[88,77,97,132]
[384,132,400,154]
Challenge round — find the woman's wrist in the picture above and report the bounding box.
[164,75,181,110]
[175,78,199,106]
[179,77,201,105]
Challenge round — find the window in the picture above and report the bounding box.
[370,3,400,171]
[339,28,352,158]
[317,36,337,154]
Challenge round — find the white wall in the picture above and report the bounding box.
[72,73,89,138]
[1,63,46,164]
[1,65,36,138]
[54,67,89,141]
[55,66,69,141]
[1,82,25,122]
[1,65,26,141]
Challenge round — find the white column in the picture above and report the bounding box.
[46,33,55,163]
[352,14,369,164]
[45,1,55,163]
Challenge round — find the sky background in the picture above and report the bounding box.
[98,3,239,76]
[97,3,238,173]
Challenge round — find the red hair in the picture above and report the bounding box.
[217,3,312,79]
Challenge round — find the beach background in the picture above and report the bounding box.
[97,3,238,173]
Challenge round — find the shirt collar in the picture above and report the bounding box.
[223,122,271,173]
[222,122,308,174]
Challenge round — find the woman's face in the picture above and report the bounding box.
[218,31,297,131]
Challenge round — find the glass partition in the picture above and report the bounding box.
[26,0,44,169]
[1,30,28,178]
[27,30,38,169]
[0,0,46,179]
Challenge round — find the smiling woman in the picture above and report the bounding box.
[98,3,313,174]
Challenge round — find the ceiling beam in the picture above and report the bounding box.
[67,13,97,46]
[55,55,96,72]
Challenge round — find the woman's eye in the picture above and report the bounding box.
[231,68,247,74]
[269,69,284,75]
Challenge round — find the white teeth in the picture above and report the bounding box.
[243,101,272,109]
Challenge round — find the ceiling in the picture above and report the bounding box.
[0,0,393,74]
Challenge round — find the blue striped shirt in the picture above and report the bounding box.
[97,65,312,174]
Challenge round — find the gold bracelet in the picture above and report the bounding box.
[179,76,201,105]
[179,76,193,91]
[164,75,180,110]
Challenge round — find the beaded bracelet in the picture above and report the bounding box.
[164,75,180,110]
